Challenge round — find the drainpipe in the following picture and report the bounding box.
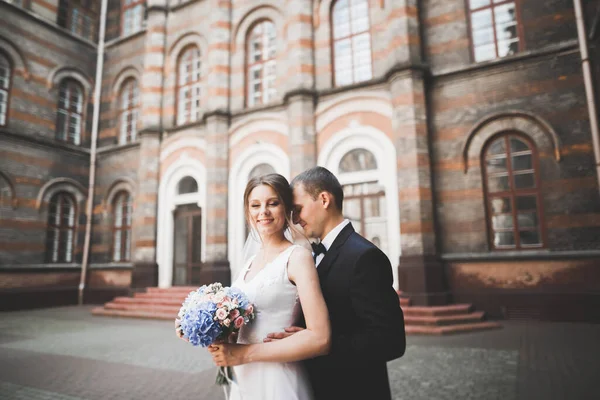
[79,0,108,305]
[574,0,600,193]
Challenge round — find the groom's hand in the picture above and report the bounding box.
[263,326,304,342]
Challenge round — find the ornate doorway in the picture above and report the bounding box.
[172,203,202,286]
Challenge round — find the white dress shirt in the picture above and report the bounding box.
[315,219,350,267]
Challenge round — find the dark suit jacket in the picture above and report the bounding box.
[305,223,406,400]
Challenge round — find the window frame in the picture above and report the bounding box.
[57,0,98,41]
[118,78,139,144]
[245,19,277,108]
[111,191,132,262]
[121,0,145,37]
[176,45,203,126]
[0,52,12,127]
[330,0,374,87]
[45,192,77,263]
[55,79,84,146]
[482,133,546,251]
[466,0,525,63]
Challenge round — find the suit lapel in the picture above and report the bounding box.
[317,223,355,281]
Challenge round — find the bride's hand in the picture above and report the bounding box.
[209,343,246,367]
[263,326,304,342]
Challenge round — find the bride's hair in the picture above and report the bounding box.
[243,173,297,241]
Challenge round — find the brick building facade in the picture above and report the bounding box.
[1,0,599,322]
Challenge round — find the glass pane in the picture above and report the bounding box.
[488,174,510,192]
[113,230,122,260]
[510,137,529,152]
[487,138,506,155]
[498,39,518,57]
[469,0,490,9]
[474,43,496,62]
[249,163,275,179]
[517,212,538,229]
[512,154,532,171]
[364,196,381,218]
[351,0,369,33]
[178,177,198,194]
[471,9,492,30]
[333,1,350,39]
[174,214,188,264]
[514,173,535,189]
[494,231,515,247]
[486,156,507,174]
[344,197,361,234]
[492,214,513,230]
[494,3,517,26]
[473,27,494,46]
[339,148,377,172]
[520,230,541,246]
[516,196,537,211]
[490,197,511,214]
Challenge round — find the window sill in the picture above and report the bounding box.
[440,249,600,262]
[105,28,147,49]
[97,140,141,155]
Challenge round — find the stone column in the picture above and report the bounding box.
[390,69,447,305]
[202,111,231,285]
[284,0,317,177]
[130,0,167,288]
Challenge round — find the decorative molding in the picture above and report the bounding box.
[112,66,141,95]
[0,36,30,80]
[104,178,137,212]
[47,67,93,99]
[0,171,18,209]
[232,3,284,52]
[36,177,87,211]
[461,111,562,173]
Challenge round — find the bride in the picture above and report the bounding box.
[208,173,330,400]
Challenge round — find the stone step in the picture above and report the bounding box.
[405,321,502,335]
[104,302,180,314]
[404,311,485,326]
[402,304,473,317]
[112,296,183,306]
[91,307,175,320]
[399,297,410,307]
[134,292,190,300]
[146,286,199,294]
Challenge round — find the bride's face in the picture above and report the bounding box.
[247,184,287,237]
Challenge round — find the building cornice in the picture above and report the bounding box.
[441,249,600,262]
[0,1,97,49]
[104,29,147,49]
[0,129,91,156]
[96,141,141,156]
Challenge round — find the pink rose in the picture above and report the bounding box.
[234,316,244,329]
[244,305,254,316]
[230,309,240,320]
[223,318,231,327]
[216,308,228,320]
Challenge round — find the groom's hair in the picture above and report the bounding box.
[291,166,343,212]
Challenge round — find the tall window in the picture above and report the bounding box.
[332,0,372,87]
[177,46,202,125]
[122,0,145,36]
[339,149,388,254]
[246,20,277,107]
[57,0,98,41]
[483,134,544,250]
[468,0,521,62]
[56,80,83,145]
[0,53,11,126]
[112,191,132,262]
[46,193,76,263]
[0,174,12,214]
[119,79,138,144]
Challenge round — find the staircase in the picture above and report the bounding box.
[399,293,501,335]
[91,287,194,320]
[92,287,501,335]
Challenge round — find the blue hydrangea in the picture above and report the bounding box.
[181,307,222,347]
[227,287,250,309]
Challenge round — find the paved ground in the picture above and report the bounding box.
[0,306,599,400]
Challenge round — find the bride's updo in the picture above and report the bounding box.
[243,173,295,232]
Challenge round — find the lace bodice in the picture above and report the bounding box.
[233,245,302,345]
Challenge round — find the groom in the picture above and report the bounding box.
[267,166,406,400]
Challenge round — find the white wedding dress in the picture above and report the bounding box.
[229,245,314,400]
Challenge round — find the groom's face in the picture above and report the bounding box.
[292,183,325,240]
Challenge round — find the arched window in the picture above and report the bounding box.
[56,79,83,145]
[248,163,275,179]
[0,53,11,126]
[338,149,386,252]
[112,191,132,262]
[177,46,202,125]
[46,193,76,263]
[331,0,372,87]
[119,78,138,144]
[339,148,377,173]
[246,20,277,107]
[0,173,12,213]
[122,0,145,36]
[483,134,544,249]
[178,176,198,195]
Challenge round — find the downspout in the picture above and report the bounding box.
[79,0,108,305]
[574,0,600,193]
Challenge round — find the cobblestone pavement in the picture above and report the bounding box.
[0,306,598,400]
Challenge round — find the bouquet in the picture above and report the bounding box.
[175,282,255,386]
